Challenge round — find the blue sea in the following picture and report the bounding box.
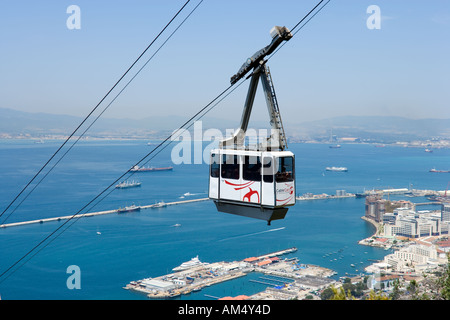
[0,139,449,300]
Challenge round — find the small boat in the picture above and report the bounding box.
[172,223,181,227]
[130,165,173,172]
[326,166,348,172]
[350,264,355,267]
[117,205,141,213]
[115,180,141,189]
[425,148,433,153]
[329,144,341,149]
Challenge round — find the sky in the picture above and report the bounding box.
[0,0,449,125]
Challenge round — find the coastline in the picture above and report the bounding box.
[360,216,381,238]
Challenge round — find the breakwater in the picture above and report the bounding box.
[0,198,209,229]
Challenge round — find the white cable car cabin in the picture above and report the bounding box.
[209,26,295,225]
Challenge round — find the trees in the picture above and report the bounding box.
[322,283,390,300]
[437,253,450,300]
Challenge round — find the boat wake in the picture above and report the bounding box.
[218,227,285,242]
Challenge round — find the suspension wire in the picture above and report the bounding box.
[0,78,250,285]
[0,78,246,283]
[290,0,325,33]
[0,0,330,283]
[268,0,332,61]
[0,0,192,221]
[0,0,204,226]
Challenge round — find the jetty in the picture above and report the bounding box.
[0,198,209,229]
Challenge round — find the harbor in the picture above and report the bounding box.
[296,188,444,201]
[124,247,336,300]
[0,197,209,229]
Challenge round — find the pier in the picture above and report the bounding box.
[124,247,336,300]
[0,198,209,229]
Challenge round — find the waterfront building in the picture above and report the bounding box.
[365,196,412,223]
[365,195,386,222]
[383,208,448,238]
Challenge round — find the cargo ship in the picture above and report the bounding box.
[130,165,173,172]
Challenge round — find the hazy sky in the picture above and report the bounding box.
[1,0,449,126]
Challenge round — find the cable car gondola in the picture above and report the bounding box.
[209,26,296,225]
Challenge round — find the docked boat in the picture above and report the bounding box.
[172,256,205,271]
[117,205,141,213]
[115,180,141,189]
[152,201,167,208]
[130,165,173,172]
[326,166,348,172]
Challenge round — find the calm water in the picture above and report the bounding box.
[0,140,449,299]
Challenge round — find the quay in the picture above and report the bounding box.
[0,198,209,229]
[124,247,336,300]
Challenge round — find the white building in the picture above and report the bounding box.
[382,244,438,272]
[383,207,446,238]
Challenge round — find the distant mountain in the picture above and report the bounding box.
[1,107,449,141]
[285,116,450,142]
[0,107,243,138]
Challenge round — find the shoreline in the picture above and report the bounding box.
[360,216,381,238]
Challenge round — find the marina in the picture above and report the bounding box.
[124,247,336,300]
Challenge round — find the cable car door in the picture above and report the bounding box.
[274,155,295,206]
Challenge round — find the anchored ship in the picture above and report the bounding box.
[326,166,348,172]
[430,168,450,173]
[115,180,141,189]
[130,165,173,172]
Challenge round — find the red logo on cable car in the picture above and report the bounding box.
[225,180,260,203]
[276,185,294,205]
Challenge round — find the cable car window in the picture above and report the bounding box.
[243,156,261,182]
[210,153,219,178]
[221,154,239,180]
[275,156,294,182]
[262,157,274,183]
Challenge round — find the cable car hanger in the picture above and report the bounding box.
[209,26,296,225]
